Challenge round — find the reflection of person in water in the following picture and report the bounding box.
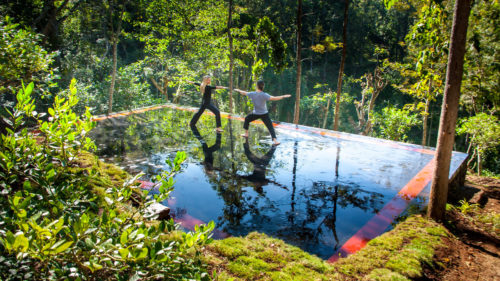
[241,139,276,193]
[190,124,221,171]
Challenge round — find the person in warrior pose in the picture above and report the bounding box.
[188,75,227,132]
[235,80,291,145]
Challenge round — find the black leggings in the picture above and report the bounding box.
[243,113,276,139]
[190,102,221,127]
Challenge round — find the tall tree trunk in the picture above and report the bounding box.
[162,76,169,100]
[422,97,430,146]
[293,0,303,125]
[106,1,125,115]
[290,141,299,223]
[322,91,332,129]
[428,0,471,221]
[334,0,349,131]
[228,0,234,113]
[477,151,482,175]
[108,37,118,114]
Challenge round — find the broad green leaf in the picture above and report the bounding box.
[13,233,29,252]
[120,230,129,245]
[54,241,73,254]
[119,248,129,260]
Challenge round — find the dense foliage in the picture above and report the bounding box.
[2,0,496,174]
[0,82,214,280]
[0,0,498,278]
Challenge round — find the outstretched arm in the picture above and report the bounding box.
[186,80,201,86]
[234,88,249,96]
[269,94,291,101]
[215,86,228,90]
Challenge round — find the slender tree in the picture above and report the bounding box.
[334,0,349,131]
[228,0,234,113]
[428,0,472,221]
[293,0,303,124]
[106,0,127,115]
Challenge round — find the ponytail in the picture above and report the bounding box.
[200,75,211,94]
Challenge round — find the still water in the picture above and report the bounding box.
[91,106,445,259]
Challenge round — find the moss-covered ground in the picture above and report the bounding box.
[203,216,449,281]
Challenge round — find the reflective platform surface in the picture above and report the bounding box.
[90,105,468,260]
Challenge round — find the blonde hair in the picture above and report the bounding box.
[200,75,211,94]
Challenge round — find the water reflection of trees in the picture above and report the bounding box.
[92,109,389,257]
[285,181,385,247]
[210,139,385,257]
[91,108,193,156]
[91,108,231,175]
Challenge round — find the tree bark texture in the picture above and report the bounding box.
[422,97,430,146]
[322,91,332,129]
[108,38,117,115]
[353,68,386,135]
[428,0,471,221]
[293,0,303,125]
[334,0,349,131]
[228,0,234,113]
[33,0,72,48]
[162,76,169,99]
[107,1,126,115]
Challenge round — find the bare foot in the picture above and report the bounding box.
[272,139,280,145]
[215,127,224,132]
[241,133,248,138]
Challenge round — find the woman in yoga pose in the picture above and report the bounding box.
[188,75,227,132]
[235,80,291,145]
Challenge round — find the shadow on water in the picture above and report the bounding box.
[90,107,434,259]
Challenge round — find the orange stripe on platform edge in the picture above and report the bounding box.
[327,159,436,263]
[92,104,170,121]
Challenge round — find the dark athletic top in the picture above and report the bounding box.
[195,83,216,104]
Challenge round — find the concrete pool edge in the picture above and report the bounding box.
[93,102,469,262]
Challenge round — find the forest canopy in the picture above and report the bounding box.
[0,0,498,173]
[0,0,499,279]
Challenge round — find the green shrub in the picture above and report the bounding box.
[0,81,213,280]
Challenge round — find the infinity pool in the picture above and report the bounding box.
[90,105,467,260]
